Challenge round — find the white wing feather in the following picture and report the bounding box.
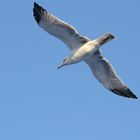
[33,3,89,51]
[85,50,137,99]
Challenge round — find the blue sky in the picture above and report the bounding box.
[0,0,140,140]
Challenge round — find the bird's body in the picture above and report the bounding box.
[33,2,137,99]
[64,40,100,65]
[60,35,114,67]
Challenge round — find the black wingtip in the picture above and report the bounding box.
[34,2,37,7]
[33,2,47,23]
[127,88,138,99]
[34,2,42,10]
[111,88,138,99]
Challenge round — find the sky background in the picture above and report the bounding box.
[0,0,140,140]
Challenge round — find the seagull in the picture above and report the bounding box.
[33,2,137,99]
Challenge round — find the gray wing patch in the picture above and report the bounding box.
[85,50,137,99]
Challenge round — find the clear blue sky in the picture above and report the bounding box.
[0,0,140,140]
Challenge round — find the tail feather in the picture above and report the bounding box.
[97,33,115,45]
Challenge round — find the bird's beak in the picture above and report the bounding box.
[57,64,64,69]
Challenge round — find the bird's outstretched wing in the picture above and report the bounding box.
[85,50,137,99]
[33,2,89,51]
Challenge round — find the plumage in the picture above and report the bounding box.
[33,2,89,51]
[85,50,137,99]
[33,2,137,99]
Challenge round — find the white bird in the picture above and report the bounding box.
[33,2,137,99]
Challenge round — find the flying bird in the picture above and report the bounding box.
[33,2,137,99]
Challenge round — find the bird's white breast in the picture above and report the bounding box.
[71,40,100,63]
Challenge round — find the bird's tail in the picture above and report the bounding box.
[96,33,115,45]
